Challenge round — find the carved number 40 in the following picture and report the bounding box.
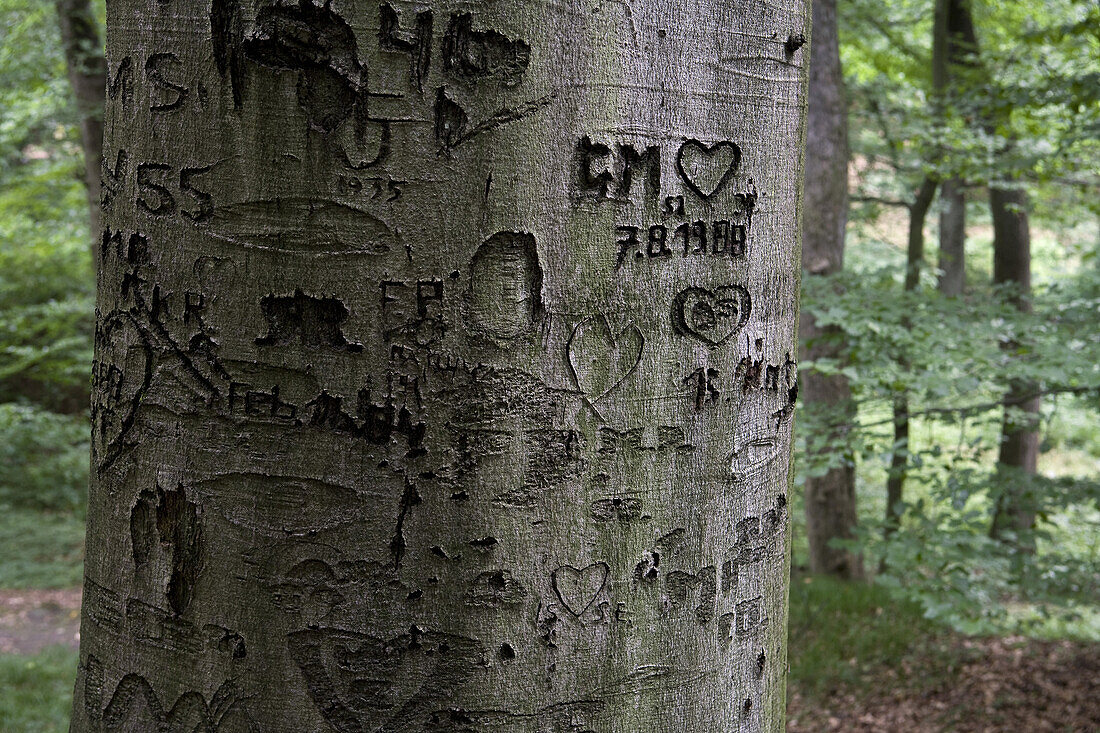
[136,162,215,223]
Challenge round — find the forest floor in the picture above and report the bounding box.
[786,635,1100,732]
[2,585,1098,732]
[0,589,81,655]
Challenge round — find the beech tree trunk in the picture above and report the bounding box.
[989,186,1040,540]
[884,177,936,539]
[73,1,809,731]
[799,0,862,579]
[937,178,966,296]
[55,0,106,237]
[931,0,977,297]
[952,0,1039,540]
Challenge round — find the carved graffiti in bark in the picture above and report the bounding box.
[671,285,752,346]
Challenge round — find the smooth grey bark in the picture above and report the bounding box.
[73,2,809,731]
[799,0,862,579]
[55,0,105,238]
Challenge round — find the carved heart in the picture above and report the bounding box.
[551,562,610,617]
[567,316,644,401]
[676,140,741,199]
[92,311,153,469]
[288,627,485,731]
[671,285,751,346]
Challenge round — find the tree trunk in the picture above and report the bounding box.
[799,0,862,579]
[55,0,105,237]
[989,186,1040,540]
[937,178,966,296]
[884,177,936,539]
[73,2,809,731]
[931,0,977,297]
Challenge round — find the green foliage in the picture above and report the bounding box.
[0,646,78,732]
[796,258,1100,631]
[0,2,72,157]
[0,106,94,412]
[787,573,951,699]
[844,471,1099,636]
[795,259,1100,632]
[0,507,85,589]
[0,1,95,414]
[803,270,1100,404]
[0,405,88,513]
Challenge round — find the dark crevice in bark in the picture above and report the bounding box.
[129,485,204,615]
[390,479,422,569]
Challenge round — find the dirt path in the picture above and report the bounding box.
[2,589,1097,731]
[0,588,81,654]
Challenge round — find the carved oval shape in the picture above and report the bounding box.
[191,473,380,536]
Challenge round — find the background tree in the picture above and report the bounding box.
[800,0,862,578]
[931,0,978,297]
[988,181,1040,541]
[72,1,809,730]
[54,0,104,237]
[883,175,936,541]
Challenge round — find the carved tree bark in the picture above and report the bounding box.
[799,0,862,579]
[55,0,106,237]
[74,2,809,731]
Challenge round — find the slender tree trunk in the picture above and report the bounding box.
[989,186,1040,540]
[799,0,862,579]
[73,2,809,731]
[937,178,966,295]
[884,177,936,539]
[55,0,105,237]
[931,0,977,297]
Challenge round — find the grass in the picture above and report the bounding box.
[0,646,78,732]
[0,507,84,589]
[787,572,954,700]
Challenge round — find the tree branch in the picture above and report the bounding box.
[840,385,1099,431]
[851,194,912,210]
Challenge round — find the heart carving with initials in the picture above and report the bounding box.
[567,316,644,401]
[551,562,610,617]
[671,285,752,346]
[676,140,741,199]
[287,627,485,731]
[92,311,153,469]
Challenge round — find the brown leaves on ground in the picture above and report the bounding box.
[788,636,1100,732]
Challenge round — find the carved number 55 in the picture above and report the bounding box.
[136,162,215,223]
